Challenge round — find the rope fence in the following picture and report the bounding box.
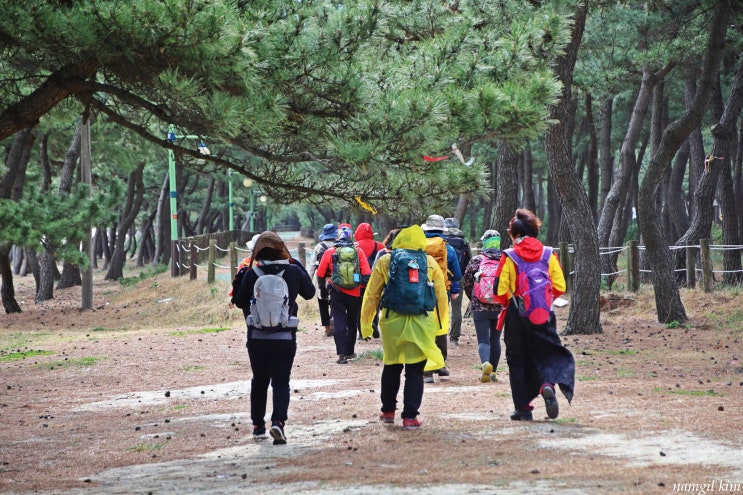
[172,232,743,294]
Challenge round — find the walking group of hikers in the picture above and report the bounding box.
[230,208,575,445]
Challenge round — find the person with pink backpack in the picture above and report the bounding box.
[461,230,503,383]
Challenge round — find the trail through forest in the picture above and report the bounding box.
[1,262,742,495]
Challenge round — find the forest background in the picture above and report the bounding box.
[1,0,743,337]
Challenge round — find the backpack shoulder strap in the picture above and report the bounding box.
[541,246,553,263]
[253,266,265,277]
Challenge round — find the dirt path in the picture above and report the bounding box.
[1,272,742,494]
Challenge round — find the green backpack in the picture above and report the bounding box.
[331,245,361,289]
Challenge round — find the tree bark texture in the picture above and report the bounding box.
[106,162,146,280]
[599,96,614,216]
[638,0,730,323]
[543,1,602,335]
[491,141,519,251]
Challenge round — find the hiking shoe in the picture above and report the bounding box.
[345,353,357,360]
[423,374,435,384]
[489,373,498,383]
[252,424,266,437]
[450,338,459,346]
[435,367,450,376]
[324,326,333,337]
[372,328,380,338]
[510,409,533,421]
[379,411,395,424]
[337,355,348,364]
[481,362,494,383]
[541,384,559,419]
[402,417,422,430]
[269,422,287,445]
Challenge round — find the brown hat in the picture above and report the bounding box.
[251,231,291,261]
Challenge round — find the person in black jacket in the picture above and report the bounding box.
[231,231,315,444]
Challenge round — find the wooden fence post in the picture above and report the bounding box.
[189,242,197,281]
[230,242,237,281]
[700,238,712,293]
[686,245,696,288]
[208,239,216,284]
[297,242,306,267]
[627,240,639,292]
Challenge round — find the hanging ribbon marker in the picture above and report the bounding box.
[354,196,377,214]
[423,155,450,162]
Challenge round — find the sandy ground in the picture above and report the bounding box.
[1,263,742,495]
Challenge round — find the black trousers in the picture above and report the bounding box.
[380,359,426,420]
[503,302,575,411]
[246,336,297,427]
[329,288,361,356]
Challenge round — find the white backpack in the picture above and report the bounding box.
[247,266,298,331]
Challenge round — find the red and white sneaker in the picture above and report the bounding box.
[402,417,422,430]
[379,411,395,424]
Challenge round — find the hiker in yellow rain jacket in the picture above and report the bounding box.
[360,225,448,430]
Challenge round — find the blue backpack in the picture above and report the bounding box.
[504,247,554,326]
[381,249,436,317]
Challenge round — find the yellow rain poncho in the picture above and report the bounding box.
[360,225,448,372]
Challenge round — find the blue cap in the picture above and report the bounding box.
[319,224,337,241]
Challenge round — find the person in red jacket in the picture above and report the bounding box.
[316,224,372,363]
[494,208,575,421]
[354,222,384,338]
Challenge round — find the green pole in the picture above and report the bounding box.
[228,169,234,231]
[168,124,179,277]
[249,188,255,232]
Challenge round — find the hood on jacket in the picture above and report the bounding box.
[512,236,546,262]
[354,222,375,241]
[391,225,426,251]
[251,231,291,262]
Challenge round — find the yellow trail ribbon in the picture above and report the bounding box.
[354,196,377,214]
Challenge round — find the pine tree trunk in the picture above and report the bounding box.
[599,96,614,215]
[1,246,21,314]
[639,0,730,324]
[522,142,535,213]
[491,140,519,251]
[36,247,56,303]
[543,0,602,335]
[106,162,145,280]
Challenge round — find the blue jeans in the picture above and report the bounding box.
[380,360,426,419]
[473,312,501,369]
[246,336,296,427]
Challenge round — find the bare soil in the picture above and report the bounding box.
[1,254,742,495]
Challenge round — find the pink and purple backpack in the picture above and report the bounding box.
[504,247,554,326]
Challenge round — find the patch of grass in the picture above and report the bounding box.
[357,349,383,361]
[575,360,593,366]
[128,442,165,453]
[653,387,723,397]
[43,357,100,370]
[0,349,55,362]
[167,327,230,337]
[91,327,114,332]
[171,405,187,411]
[183,365,204,372]
[578,375,597,381]
[119,265,168,288]
[616,368,635,378]
[554,417,576,424]
[605,349,640,356]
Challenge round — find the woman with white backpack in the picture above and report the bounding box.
[231,231,315,445]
